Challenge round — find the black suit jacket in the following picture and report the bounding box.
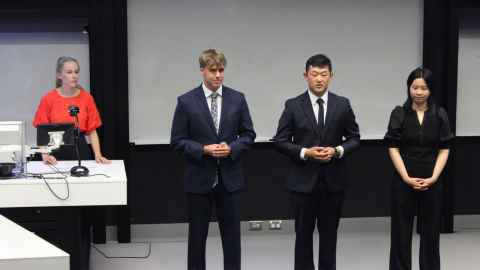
[274,91,360,193]
[171,85,256,194]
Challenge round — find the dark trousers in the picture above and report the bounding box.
[291,178,345,270]
[186,181,241,270]
[389,178,442,270]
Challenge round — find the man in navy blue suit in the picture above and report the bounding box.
[171,49,256,270]
[274,54,360,270]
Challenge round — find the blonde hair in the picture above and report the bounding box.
[55,56,80,88]
[199,49,227,69]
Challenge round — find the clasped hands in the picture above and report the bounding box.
[403,176,437,191]
[305,146,336,162]
[203,143,231,158]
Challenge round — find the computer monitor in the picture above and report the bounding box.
[0,121,26,177]
[36,123,75,146]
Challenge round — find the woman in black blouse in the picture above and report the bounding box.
[385,67,453,270]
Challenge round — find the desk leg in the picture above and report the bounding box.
[57,207,91,270]
[90,206,106,244]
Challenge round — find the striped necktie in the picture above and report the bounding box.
[210,92,219,133]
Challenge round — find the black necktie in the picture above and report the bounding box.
[316,98,324,132]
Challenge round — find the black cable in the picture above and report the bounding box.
[21,164,70,200]
[41,164,70,200]
[91,242,152,259]
[41,175,70,200]
[47,164,69,175]
[21,163,111,200]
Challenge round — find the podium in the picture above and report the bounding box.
[0,160,127,270]
[0,160,127,208]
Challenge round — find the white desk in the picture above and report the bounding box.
[0,160,127,208]
[0,214,69,270]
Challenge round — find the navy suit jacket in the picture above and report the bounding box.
[274,91,360,193]
[171,85,256,194]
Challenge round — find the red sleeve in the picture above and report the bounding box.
[32,95,51,127]
[85,94,102,133]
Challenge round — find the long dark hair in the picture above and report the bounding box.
[403,67,435,110]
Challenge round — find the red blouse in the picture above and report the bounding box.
[33,89,102,133]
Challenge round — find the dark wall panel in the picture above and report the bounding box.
[128,139,480,224]
[453,138,480,214]
[128,141,395,224]
[0,0,88,33]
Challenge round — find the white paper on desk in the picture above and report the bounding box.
[26,162,70,174]
[26,161,107,175]
[76,161,110,175]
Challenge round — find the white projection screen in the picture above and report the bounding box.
[128,0,422,144]
[0,32,90,144]
[457,9,480,136]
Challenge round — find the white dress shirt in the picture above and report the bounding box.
[300,89,344,160]
[202,83,222,133]
[308,88,328,124]
[202,82,223,188]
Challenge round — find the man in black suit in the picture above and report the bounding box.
[171,49,256,270]
[274,54,360,270]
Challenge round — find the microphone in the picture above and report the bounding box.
[68,105,80,117]
[67,105,89,177]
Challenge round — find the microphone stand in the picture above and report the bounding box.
[69,107,89,177]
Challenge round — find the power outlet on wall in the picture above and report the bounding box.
[269,220,282,230]
[248,221,264,231]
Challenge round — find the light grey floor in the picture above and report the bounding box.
[91,216,480,270]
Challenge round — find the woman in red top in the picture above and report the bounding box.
[33,56,110,164]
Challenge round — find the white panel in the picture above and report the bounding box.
[128,0,422,143]
[457,13,480,136]
[0,214,69,270]
[0,32,90,145]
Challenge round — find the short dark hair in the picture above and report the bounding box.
[305,54,332,72]
[405,67,434,107]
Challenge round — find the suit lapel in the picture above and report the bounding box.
[300,91,319,136]
[194,86,218,137]
[218,88,230,137]
[323,92,337,136]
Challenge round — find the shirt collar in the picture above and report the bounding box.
[307,89,328,106]
[203,82,223,98]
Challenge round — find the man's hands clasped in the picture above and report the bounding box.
[203,143,231,158]
[305,146,336,162]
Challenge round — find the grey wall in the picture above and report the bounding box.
[0,32,89,144]
[127,0,423,144]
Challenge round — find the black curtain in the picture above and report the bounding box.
[88,0,130,243]
[423,0,459,233]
